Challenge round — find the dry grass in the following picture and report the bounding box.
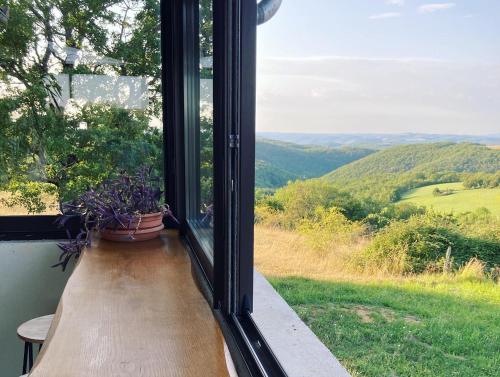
[254,224,498,285]
[254,224,370,281]
[457,257,486,281]
[0,191,59,215]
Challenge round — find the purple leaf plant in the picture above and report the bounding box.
[53,166,176,271]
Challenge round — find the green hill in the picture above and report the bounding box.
[399,182,500,215]
[255,139,374,188]
[323,143,500,202]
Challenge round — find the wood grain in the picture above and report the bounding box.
[17,314,54,344]
[29,231,230,377]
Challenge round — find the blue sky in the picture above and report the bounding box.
[256,1,500,134]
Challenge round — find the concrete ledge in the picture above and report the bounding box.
[253,271,351,377]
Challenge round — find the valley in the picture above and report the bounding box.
[254,137,500,377]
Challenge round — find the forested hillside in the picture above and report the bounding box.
[255,139,373,188]
[323,143,500,202]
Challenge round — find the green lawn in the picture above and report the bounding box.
[270,276,500,377]
[399,182,500,216]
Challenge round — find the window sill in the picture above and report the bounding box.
[253,271,351,377]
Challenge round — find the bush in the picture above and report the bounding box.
[358,213,500,274]
[298,207,366,251]
[0,181,58,213]
[432,187,454,196]
[463,172,500,189]
[364,203,426,230]
[255,179,378,229]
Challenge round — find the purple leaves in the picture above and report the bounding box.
[54,166,176,270]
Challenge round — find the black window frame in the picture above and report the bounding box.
[163,0,287,376]
[0,216,70,241]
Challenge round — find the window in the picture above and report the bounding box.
[0,0,163,238]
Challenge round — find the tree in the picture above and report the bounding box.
[0,0,163,212]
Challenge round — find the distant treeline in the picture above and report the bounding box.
[462,172,500,189]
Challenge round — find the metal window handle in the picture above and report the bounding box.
[257,0,282,25]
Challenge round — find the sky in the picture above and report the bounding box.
[256,0,500,135]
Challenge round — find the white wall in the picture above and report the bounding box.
[0,241,73,376]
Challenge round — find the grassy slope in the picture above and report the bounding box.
[270,276,499,377]
[255,225,500,377]
[322,143,500,201]
[256,139,374,188]
[400,182,500,215]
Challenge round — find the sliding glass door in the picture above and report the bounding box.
[185,0,215,264]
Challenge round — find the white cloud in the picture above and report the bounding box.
[369,12,402,20]
[386,0,405,6]
[262,56,446,63]
[418,3,456,14]
[256,56,500,134]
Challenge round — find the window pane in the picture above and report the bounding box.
[253,2,500,377]
[0,1,163,215]
[186,0,214,261]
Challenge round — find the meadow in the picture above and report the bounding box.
[399,182,500,216]
[255,225,500,377]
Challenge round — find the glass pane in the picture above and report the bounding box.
[186,0,214,261]
[0,1,163,215]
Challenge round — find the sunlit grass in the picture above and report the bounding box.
[255,225,500,377]
[270,276,499,377]
[399,182,500,216]
[254,224,369,281]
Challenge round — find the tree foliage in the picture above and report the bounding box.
[255,139,374,188]
[0,0,164,212]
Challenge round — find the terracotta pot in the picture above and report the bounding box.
[100,212,164,242]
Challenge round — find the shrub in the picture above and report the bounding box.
[463,172,500,189]
[364,203,426,231]
[0,181,58,213]
[298,206,366,251]
[358,213,500,274]
[255,179,377,229]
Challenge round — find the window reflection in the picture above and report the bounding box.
[186,0,214,260]
[0,0,163,215]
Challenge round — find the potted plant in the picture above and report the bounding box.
[54,166,176,270]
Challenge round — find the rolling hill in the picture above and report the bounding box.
[255,139,374,188]
[323,143,500,202]
[399,182,500,215]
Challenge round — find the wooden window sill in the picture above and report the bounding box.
[29,231,232,377]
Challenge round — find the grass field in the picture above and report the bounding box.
[399,182,500,216]
[270,276,499,377]
[255,225,500,377]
